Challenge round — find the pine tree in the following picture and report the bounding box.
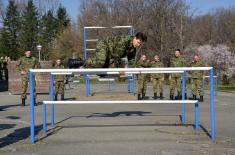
[56,4,70,32]
[39,10,57,60]
[0,1,21,59]
[19,0,39,55]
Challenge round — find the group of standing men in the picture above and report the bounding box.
[16,31,205,106]
[16,51,65,106]
[136,49,205,102]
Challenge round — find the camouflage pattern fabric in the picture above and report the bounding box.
[54,64,65,96]
[152,78,163,94]
[192,79,203,96]
[84,35,136,68]
[190,60,205,96]
[151,60,164,94]
[16,56,40,99]
[136,59,150,94]
[2,61,8,80]
[170,56,187,96]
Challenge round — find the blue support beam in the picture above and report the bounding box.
[195,101,199,129]
[29,71,35,144]
[50,74,55,128]
[132,74,135,96]
[43,102,47,135]
[181,71,186,124]
[210,69,216,140]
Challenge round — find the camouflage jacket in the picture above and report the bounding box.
[190,60,205,78]
[16,56,40,76]
[54,64,65,81]
[170,56,186,78]
[136,59,151,68]
[96,35,136,67]
[151,60,164,79]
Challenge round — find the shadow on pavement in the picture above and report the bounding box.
[0,125,42,149]
[0,124,16,131]
[87,111,152,118]
[0,104,21,111]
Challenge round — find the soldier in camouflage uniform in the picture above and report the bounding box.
[54,59,65,101]
[151,54,164,99]
[169,49,187,100]
[136,54,150,100]
[16,51,40,106]
[2,56,9,81]
[0,57,3,80]
[84,32,147,68]
[190,54,205,102]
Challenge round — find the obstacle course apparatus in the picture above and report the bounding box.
[28,67,215,144]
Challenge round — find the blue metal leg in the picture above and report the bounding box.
[181,71,186,124]
[50,74,54,128]
[29,71,35,144]
[195,102,199,129]
[85,74,89,96]
[210,69,216,140]
[43,102,47,135]
[87,75,91,96]
[132,74,135,96]
[127,76,130,93]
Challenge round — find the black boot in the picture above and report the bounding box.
[175,95,179,100]
[34,98,37,106]
[185,93,187,99]
[170,95,174,100]
[160,93,164,99]
[22,98,26,106]
[153,93,157,99]
[54,94,58,101]
[199,96,204,102]
[61,94,64,100]
[193,95,197,100]
[142,93,146,100]
[137,94,141,100]
[179,95,182,100]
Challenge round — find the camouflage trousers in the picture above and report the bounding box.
[170,77,182,96]
[54,81,65,96]
[192,78,203,96]
[137,74,148,94]
[152,78,163,95]
[21,76,36,99]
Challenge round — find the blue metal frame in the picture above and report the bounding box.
[127,76,131,93]
[210,69,215,140]
[43,102,47,135]
[50,74,55,128]
[195,101,199,129]
[181,71,186,124]
[29,71,35,144]
[131,74,135,95]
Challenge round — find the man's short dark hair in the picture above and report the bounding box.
[135,32,147,42]
[176,49,181,52]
